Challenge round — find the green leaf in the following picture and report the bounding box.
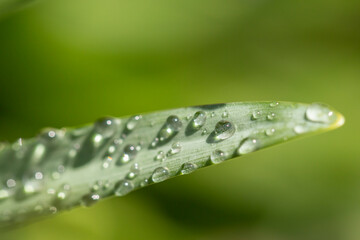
[0,101,344,227]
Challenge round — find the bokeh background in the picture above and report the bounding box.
[0,0,359,239]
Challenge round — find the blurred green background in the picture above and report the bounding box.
[0,0,359,239]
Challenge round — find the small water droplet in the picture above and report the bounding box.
[192,111,206,129]
[126,115,142,131]
[140,178,149,187]
[294,125,307,134]
[49,206,57,214]
[155,151,166,161]
[201,128,208,135]
[107,145,116,154]
[170,142,182,155]
[114,180,134,196]
[94,117,119,138]
[267,113,275,120]
[92,133,103,147]
[306,103,335,123]
[120,145,137,163]
[158,116,182,142]
[214,120,235,140]
[222,111,229,118]
[126,163,140,179]
[151,137,159,147]
[270,102,279,107]
[34,172,43,180]
[47,188,56,195]
[152,167,170,183]
[102,156,113,169]
[57,191,66,200]
[40,129,64,143]
[210,150,227,164]
[6,179,16,188]
[210,112,216,117]
[252,111,261,120]
[180,163,198,174]
[81,194,100,207]
[238,138,258,155]
[265,128,276,136]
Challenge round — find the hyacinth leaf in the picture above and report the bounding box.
[0,101,344,227]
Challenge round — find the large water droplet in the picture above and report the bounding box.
[210,150,227,164]
[180,163,197,174]
[158,116,182,142]
[151,167,170,183]
[192,111,206,129]
[170,142,182,155]
[114,180,134,196]
[214,120,235,140]
[238,138,258,155]
[94,117,119,138]
[306,103,335,123]
[120,145,137,163]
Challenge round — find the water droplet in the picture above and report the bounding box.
[23,180,42,194]
[306,103,335,123]
[40,129,64,143]
[170,142,182,155]
[155,151,166,161]
[294,125,307,134]
[210,150,227,164]
[34,172,43,180]
[151,167,170,183]
[0,189,10,200]
[192,111,206,129]
[238,138,258,155]
[270,102,279,107]
[265,128,276,136]
[102,156,113,169]
[251,111,261,120]
[210,112,216,117]
[81,194,100,207]
[92,133,103,147]
[114,180,134,196]
[57,191,66,200]
[180,163,197,174]
[126,163,140,179]
[126,115,142,132]
[107,145,116,154]
[214,120,235,140]
[49,206,57,214]
[201,129,208,135]
[151,137,159,147]
[158,116,182,142]
[267,113,275,120]
[120,145,137,163]
[222,111,229,118]
[140,178,149,187]
[6,179,16,188]
[94,117,119,138]
[47,188,56,195]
